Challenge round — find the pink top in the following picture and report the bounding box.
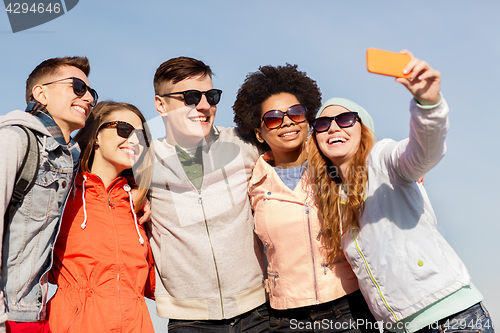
[249,151,359,310]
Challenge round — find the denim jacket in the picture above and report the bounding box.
[0,108,79,323]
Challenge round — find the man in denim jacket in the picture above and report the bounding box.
[0,57,97,333]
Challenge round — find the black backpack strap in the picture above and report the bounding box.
[3,125,40,235]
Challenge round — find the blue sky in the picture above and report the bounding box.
[1,0,499,330]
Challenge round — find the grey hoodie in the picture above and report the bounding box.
[149,126,267,320]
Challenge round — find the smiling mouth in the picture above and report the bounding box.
[328,137,346,144]
[73,105,87,116]
[189,116,209,123]
[279,131,299,138]
[120,147,136,156]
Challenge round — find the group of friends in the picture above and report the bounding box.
[0,52,494,333]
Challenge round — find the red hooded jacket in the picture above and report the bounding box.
[47,172,155,333]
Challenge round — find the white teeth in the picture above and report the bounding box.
[73,105,86,115]
[328,137,346,144]
[190,117,207,122]
[121,148,135,155]
[280,131,298,137]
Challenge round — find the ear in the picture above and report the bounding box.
[154,95,166,116]
[31,85,48,106]
[93,132,101,148]
[254,127,265,143]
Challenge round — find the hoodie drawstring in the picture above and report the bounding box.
[81,175,88,229]
[79,177,144,245]
[124,184,144,245]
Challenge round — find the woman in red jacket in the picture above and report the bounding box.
[47,101,155,333]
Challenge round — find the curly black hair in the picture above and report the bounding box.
[233,64,321,151]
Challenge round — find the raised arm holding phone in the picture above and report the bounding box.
[308,50,493,333]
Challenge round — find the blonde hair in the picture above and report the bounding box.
[307,122,374,263]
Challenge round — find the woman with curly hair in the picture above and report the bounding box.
[233,64,377,332]
[309,51,493,333]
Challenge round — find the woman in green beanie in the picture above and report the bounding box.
[308,51,493,333]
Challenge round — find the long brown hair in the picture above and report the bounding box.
[307,121,374,263]
[74,101,154,213]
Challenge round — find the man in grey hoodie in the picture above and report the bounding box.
[0,57,97,332]
[148,56,269,332]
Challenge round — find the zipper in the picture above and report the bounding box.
[198,193,225,318]
[264,194,320,305]
[108,179,123,330]
[268,272,279,287]
[106,178,121,208]
[161,147,226,317]
[169,147,226,317]
[352,229,398,321]
[305,202,319,304]
[181,146,225,318]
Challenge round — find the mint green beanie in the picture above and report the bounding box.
[316,97,375,134]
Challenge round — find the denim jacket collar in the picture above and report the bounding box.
[25,101,80,169]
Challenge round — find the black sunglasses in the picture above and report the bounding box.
[261,104,307,130]
[311,112,359,133]
[160,89,222,106]
[42,77,98,107]
[99,121,149,147]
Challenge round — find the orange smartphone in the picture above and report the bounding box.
[366,48,411,78]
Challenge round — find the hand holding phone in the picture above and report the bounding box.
[367,48,441,105]
[366,48,411,78]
